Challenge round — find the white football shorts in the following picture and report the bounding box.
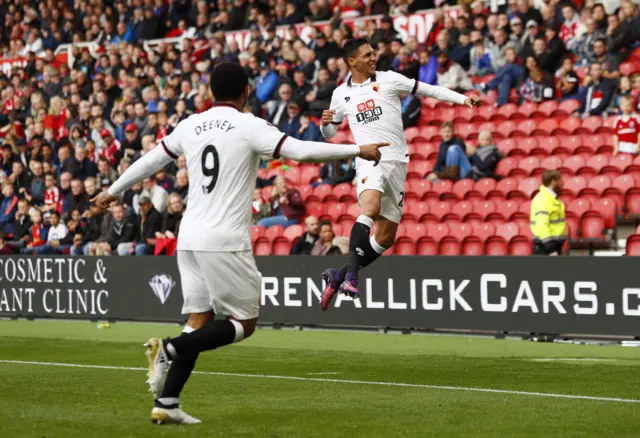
[355,159,407,224]
[177,250,261,320]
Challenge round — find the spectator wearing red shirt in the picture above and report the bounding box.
[613,95,640,156]
[560,5,580,48]
[43,173,60,214]
[100,129,121,166]
[21,208,48,253]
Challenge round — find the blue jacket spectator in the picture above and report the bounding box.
[577,64,615,116]
[0,184,18,232]
[256,67,279,104]
[428,122,472,181]
[298,117,322,142]
[279,103,302,138]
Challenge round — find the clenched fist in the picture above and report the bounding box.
[321,109,336,126]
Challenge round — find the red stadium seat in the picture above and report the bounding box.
[251,225,265,243]
[567,198,592,219]
[461,236,485,255]
[417,237,438,255]
[474,200,497,220]
[556,116,581,135]
[612,174,636,196]
[272,237,292,255]
[496,222,520,242]
[518,177,540,199]
[452,179,474,200]
[496,157,518,177]
[407,160,432,179]
[332,183,355,202]
[515,119,536,137]
[264,225,285,240]
[587,175,612,196]
[495,177,518,197]
[626,235,640,255]
[419,125,442,141]
[431,180,454,199]
[430,201,452,221]
[515,101,538,119]
[394,237,417,255]
[404,127,420,143]
[563,176,587,196]
[473,222,496,241]
[581,134,606,154]
[485,236,508,255]
[496,120,517,138]
[306,202,325,218]
[537,101,559,117]
[405,223,428,241]
[610,154,633,174]
[439,236,461,255]
[451,201,474,220]
[254,238,272,256]
[428,223,451,242]
[313,184,333,201]
[592,198,617,229]
[300,166,320,184]
[407,179,432,200]
[283,224,304,242]
[580,116,603,134]
[580,211,606,240]
[500,200,520,220]
[449,221,474,241]
[540,155,563,171]
[497,138,518,156]
[626,188,640,215]
[518,157,541,176]
[497,103,518,119]
[326,203,348,220]
[619,62,638,77]
[473,178,497,199]
[509,236,533,255]
[556,99,580,116]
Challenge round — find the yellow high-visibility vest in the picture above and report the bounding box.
[530,186,566,246]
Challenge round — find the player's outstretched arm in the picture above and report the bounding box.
[415,82,482,108]
[92,145,173,208]
[279,136,389,163]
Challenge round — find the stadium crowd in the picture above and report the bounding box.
[0,0,638,257]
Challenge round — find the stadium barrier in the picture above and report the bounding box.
[0,255,639,337]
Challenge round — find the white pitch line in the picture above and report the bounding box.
[1,359,638,404]
[306,372,343,375]
[531,358,618,363]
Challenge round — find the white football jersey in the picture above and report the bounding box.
[161,104,287,252]
[328,70,417,163]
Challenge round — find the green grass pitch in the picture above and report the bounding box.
[1,319,639,437]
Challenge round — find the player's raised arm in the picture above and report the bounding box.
[319,91,345,139]
[387,70,482,108]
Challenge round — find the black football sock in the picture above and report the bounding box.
[156,327,199,408]
[345,215,388,278]
[164,319,244,359]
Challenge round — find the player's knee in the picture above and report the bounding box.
[237,318,258,339]
[360,194,381,218]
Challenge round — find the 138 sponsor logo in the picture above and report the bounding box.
[355,99,382,124]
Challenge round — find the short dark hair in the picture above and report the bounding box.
[342,38,370,64]
[594,37,607,46]
[319,220,333,231]
[441,121,454,130]
[542,170,561,186]
[210,62,249,101]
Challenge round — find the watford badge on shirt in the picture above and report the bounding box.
[372,83,380,92]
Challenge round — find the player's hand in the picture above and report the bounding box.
[464,96,482,108]
[357,142,390,162]
[91,192,118,210]
[321,109,336,126]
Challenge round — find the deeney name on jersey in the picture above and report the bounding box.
[194,119,236,135]
[355,99,382,125]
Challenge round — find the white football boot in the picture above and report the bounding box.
[144,338,170,398]
[151,407,202,425]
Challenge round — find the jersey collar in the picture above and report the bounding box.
[211,103,240,111]
[347,74,377,87]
